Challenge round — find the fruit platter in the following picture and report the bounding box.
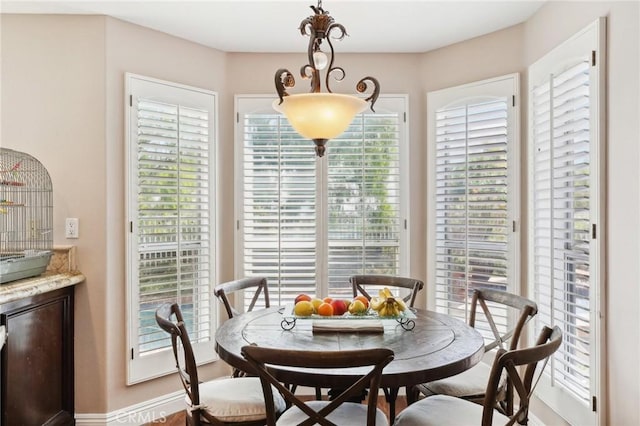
[280,288,417,331]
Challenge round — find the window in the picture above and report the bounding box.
[125,74,217,383]
[528,18,605,425]
[235,95,408,308]
[427,74,520,339]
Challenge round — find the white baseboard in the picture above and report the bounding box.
[75,389,184,425]
[528,412,545,426]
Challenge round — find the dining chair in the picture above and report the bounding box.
[415,288,538,416]
[349,275,424,416]
[350,275,424,308]
[155,303,285,426]
[214,277,326,399]
[214,277,272,379]
[395,325,562,426]
[214,277,270,320]
[241,345,394,426]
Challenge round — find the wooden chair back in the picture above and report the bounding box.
[350,274,424,307]
[482,325,562,426]
[155,303,211,425]
[214,277,270,319]
[241,346,394,426]
[470,288,538,352]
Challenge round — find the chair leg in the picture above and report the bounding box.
[383,387,399,420]
[506,381,514,416]
[287,383,321,400]
[185,411,195,426]
[413,382,434,398]
[231,367,245,378]
[406,385,420,405]
[328,387,367,403]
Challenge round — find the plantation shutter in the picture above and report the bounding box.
[428,74,519,343]
[126,75,216,383]
[327,111,403,297]
[533,60,592,401]
[528,19,604,425]
[236,96,407,307]
[240,112,317,307]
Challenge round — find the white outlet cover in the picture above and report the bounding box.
[65,217,79,238]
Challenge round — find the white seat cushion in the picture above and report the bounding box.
[276,400,388,426]
[421,350,504,398]
[394,395,510,426]
[186,376,286,422]
[423,361,493,397]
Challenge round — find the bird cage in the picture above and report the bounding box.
[0,148,53,283]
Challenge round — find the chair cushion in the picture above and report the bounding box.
[421,350,504,397]
[185,376,286,422]
[394,395,510,426]
[423,360,493,397]
[276,400,388,426]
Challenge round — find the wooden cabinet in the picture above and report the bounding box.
[0,286,74,425]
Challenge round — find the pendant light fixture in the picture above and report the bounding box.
[273,0,380,157]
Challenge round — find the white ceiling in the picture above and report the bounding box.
[1,0,546,53]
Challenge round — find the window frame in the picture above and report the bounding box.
[125,73,219,384]
[527,18,606,426]
[234,94,410,306]
[426,73,521,323]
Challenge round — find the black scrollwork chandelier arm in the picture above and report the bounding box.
[298,1,332,93]
[323,23,346,94]
[275,69,295,105]
[357,76,381,112]
[272,0,381,156]
[273,0,379,110]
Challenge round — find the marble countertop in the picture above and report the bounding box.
[0,271,85,305]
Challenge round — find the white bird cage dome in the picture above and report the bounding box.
[0,148,53,283]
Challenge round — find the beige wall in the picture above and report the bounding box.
[0,14,109,412]
[420,23,525,91]
[1,1,639,423]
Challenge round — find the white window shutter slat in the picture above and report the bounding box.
[241,113,317,306]
[429,74,519,348]
[327,112,403,296]
[135,98,213,354]
[434,98,510,324]
[528,20,605,425]
[126,75,216,383]
[532,59,593,402]
[237,96,407,306]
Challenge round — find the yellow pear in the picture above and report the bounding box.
[293,300,314,316]
[310,297,323,313]
[348,299,367,315]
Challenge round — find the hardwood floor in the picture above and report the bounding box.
[148,395,408,425]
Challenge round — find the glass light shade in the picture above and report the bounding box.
[313,50,328,70]
[272,93,368,140]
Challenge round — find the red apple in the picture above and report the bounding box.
[330,299,348,316]
[295,294,312,304]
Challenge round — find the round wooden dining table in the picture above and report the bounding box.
[215,306,484,419]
